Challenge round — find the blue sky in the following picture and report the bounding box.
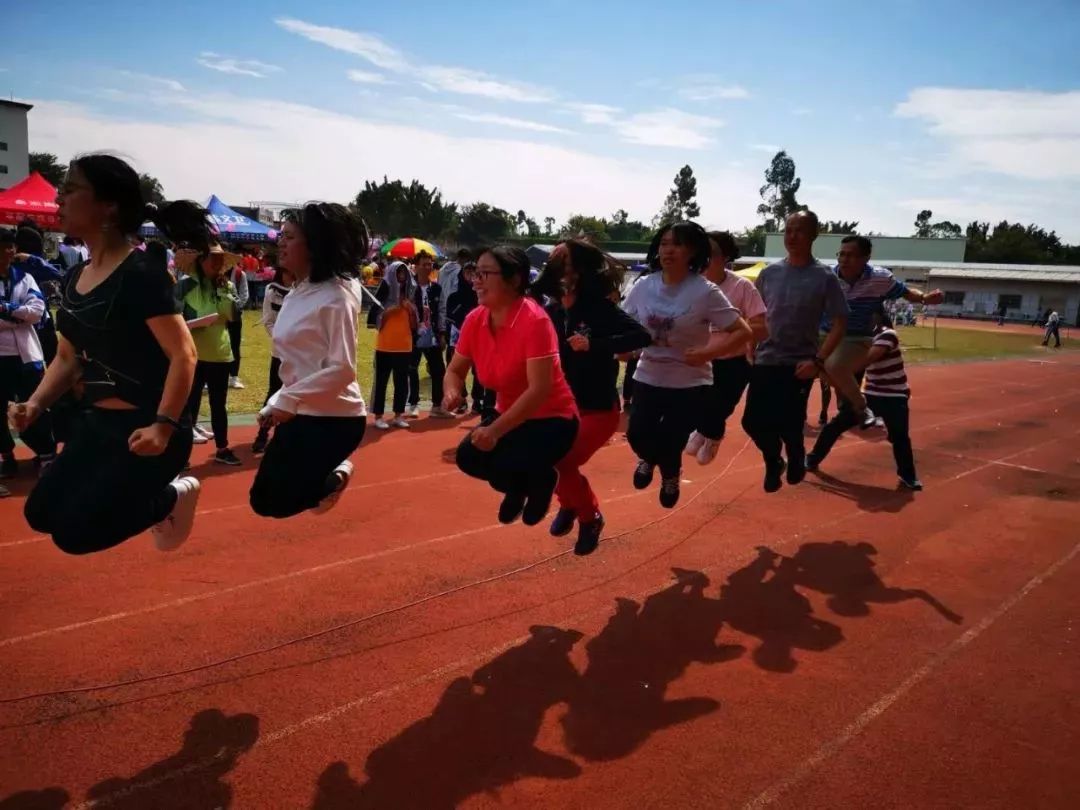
[6,0,1080,240]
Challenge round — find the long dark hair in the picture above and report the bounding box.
[71,154,213,260]
[532,238,624,303]
[281,202,370,283]
[646,221,711,274]
[705,230,740,263]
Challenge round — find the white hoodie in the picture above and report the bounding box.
[266,276,366,417]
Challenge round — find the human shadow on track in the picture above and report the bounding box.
[81,708,259,809]
[806,470,916,513]
[311,625,583,809]
[0,788,69,809]
[714,546,844,673]
[561,568,744,761]
[781,540,963,624]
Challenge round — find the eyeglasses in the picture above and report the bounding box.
[473,270,502,278]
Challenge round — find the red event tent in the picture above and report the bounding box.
[0,172,60,229]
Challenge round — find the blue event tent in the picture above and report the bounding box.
[140,195,278,242]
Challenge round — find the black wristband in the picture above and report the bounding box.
[155,414,183,430]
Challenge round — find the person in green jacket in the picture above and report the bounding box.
[177,243,242,465]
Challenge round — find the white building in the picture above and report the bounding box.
[0,99,32,190]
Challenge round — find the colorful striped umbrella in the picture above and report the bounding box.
[379,237,443,260]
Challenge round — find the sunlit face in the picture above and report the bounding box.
[57,166,109,239]
[836,242,869,276]
[658,230,692,272]
[473,252,519,308]
[276,221,309,276]
[415,255,434,281]
[783,213,817,256]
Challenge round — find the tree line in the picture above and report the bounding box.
[29,150,1080,265]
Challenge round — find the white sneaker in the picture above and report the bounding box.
[406,405,420,419]
[152,477,201,552]
[228,376,245,390]
[685,431,705,456]
[191,427,208,445]
[314,460,353,514]
[374,418,390,430]
[696,438,721,465]
[429,406,455,419]
[391,417,410,429]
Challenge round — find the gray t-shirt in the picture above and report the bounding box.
[623,272,740,388]
[755,259,849,366]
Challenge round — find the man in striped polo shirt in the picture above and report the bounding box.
[807,307,922,490]
[825,236,942,423]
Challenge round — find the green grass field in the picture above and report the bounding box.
[216,311,1072,415]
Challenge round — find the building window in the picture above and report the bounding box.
[943,291,965,305]
[998,294,1022,311]
[0,141,7,150]
[0,165,7,174]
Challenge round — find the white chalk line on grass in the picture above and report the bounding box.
[741,538,1080,809]
[3,388,1078,648]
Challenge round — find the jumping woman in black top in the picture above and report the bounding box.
[9,154,210,554]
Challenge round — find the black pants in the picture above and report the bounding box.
[250,415,366,518]
[627,382,706,478]
[255,357,283,440]
[187,360,231,449]
[811,394,917,481]
[0,356,55,457]
[741,365,813,466]
[446,346,486,408]
[372,351,410,416]
[1043,324,1061,347]
[697,356,751,441]
[622,357,638,403]
[409,345,445,407]
[227,318,242,377]
[456,416,578,497]
[25,407,192,554]
[38,320,58,366]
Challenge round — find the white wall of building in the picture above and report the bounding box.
[932,278,1079,325]
[0,102,31,189]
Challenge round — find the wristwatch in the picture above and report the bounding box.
[154,414,183,430]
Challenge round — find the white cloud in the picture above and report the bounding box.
[619,109,725,149]
[116,70,186,93]
[346,69,392,85]
[749,143,780,153]
[276,17,555,103]
[678,79,750,102]
[197,52,282,78]
[454,112,569,134]
[564,102,620,126]
[895,87,1080,179]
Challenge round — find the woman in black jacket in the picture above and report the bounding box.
[533,239,651,555]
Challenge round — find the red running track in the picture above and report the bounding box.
[1,353,1078,809]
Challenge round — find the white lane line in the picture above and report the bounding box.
[741,539,1080,809]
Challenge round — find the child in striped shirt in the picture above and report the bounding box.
[807,308,921,490]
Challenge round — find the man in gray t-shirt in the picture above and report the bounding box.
[741,211,849,493]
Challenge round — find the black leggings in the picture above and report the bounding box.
[227,318,242,377]
[456,416,578,497]
[250,415,366,518]
[25,407,192,554]
[741,365,813,465]
[697,356,751,441]
[187,360,230,448]
[372,351,410,416]
[627,382,705,478]
[409,346,445,407]
[0,357,55,457]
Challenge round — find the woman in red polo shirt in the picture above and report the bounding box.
[444,246,579,526]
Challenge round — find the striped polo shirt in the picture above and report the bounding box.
[864,329,909,398]
[834,264,908,337]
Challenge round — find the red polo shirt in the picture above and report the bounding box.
[456,296,578,420]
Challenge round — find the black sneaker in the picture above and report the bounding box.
[214,448,242,466]
[498,492,526,524]
[0,456,16,479]
[764,459,786,493]
[786,455,806,486]
[805,453,821,472]
[549,507,576,537]
[898,476,924,491]
[659,476,680,509]
[251,432,269,455]
[522,471,557,526]
[455,403,469,415]
[574,514,604,556]
[633,460,655,490]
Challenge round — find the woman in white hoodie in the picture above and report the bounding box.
[248,203,369,518]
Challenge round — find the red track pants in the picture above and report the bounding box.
[554,407,621,521]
